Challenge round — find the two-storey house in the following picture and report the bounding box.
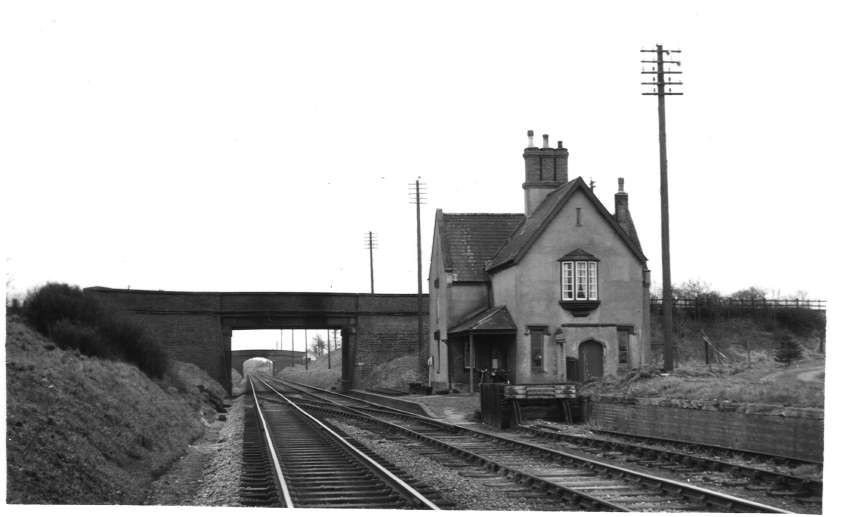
[428,131,650,392]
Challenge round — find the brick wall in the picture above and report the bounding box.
[354,313,424,384]
[128,312,225,384]
[588,398,823,462]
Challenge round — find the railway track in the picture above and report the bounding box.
[520,424,822,505]
[275,377,821,512]
[240,377,440,509]
[259,376,794,513]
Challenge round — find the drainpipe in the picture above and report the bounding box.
[468,334,475,393]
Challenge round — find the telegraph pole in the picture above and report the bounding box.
[363,231,377,294]
[642,44,682,372]
[408,179,427,363]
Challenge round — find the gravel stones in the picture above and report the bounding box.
[145,396,245,506]
[328,419,559,511]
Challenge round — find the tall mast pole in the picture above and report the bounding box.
[416,181,423,359]
[642,44,682,372]
[364,231,377,294]
[409,179,427,363]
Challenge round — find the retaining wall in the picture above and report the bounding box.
[587,397,823,462]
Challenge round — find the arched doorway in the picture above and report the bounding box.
[578,340,604,381]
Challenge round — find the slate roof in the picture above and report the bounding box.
[437,211,525,282]
[448,305,516,335]
[558,248,600,261]
[615,196,644,255]
[486,177,647,273]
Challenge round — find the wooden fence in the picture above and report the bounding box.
[650,298,826,312]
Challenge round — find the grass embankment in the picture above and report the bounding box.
[6,316,227,504]
[581,311,824,408]
[582,358,824,409]
[587,313,825,409]
[274,350,423,392]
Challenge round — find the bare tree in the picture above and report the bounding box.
[309,335,327,358]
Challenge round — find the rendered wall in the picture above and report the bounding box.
[492,188,648,384]
[428,225,491,389]
[588,398,823,462]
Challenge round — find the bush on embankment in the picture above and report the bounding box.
[22,283,168,378]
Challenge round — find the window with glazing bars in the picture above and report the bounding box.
[561,260,598,301]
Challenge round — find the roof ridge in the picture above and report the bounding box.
[442,212,525,216]
[486,177,646,272]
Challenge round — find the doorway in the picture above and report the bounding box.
[578,340,604,381]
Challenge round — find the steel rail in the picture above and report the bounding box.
[263,379,627,511]
[271,377,792,513]
[277,376,819,496]
[593,428,822,467]
[264,376,431,420]
[254,376,440,510]
[522,424,822,497]
[249,378,294,507]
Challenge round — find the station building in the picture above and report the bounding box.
[428,131,651,392]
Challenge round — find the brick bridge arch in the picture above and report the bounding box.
[231,349,306,376]
[84,287,427,393]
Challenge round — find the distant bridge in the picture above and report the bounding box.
[85,287,427,393]
[232,349,306,375]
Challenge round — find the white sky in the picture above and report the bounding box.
[1,2,846,304]
[231,328,339,353]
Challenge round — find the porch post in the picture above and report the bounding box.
[447,338,452,389]
[468,334,475,393]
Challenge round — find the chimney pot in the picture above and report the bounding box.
[618,178,625,192]
[557,140,563,149]
[527,130,534,147]
[542,134,549,148]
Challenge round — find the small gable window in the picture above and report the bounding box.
[559,249,601,316]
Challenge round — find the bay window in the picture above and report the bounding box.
[559,248,600,316]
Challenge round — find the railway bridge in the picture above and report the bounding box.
[231,349,306,376]
[84,287,426,393]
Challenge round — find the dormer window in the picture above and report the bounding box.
[559,248,601,316]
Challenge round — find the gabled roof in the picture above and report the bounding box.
[449,305,516,335]
[486,177,647,273]
[436,211,525,282]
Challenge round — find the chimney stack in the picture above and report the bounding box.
[522,129,569,216]
[614,177,642,252]
[615,177,628,218]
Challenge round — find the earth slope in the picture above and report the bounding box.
[6,316,225,504]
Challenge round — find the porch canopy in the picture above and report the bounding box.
[449,305,516,336]
[449,305,516,391]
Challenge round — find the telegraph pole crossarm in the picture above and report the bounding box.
[641,44,682,372]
